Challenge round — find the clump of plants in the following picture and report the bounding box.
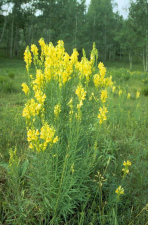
[1,39,147,225]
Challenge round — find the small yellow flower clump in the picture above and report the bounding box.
[54,103,61,119]
[127,93,131,99]
[22,83,30,95]
[122,160,132,176]
[98,106,108,124]
[101,89,108,103]
[112,86,116,93]
[94,62,113,88]
[31,44,38,56]
[115,186,124,196]
[118,89,122,97]
[136,91,140,99]
[75,83,86,109]
[24,46,32,72]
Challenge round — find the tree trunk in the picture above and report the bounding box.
[10,18,14,58]
[120,46,122,61]
[14,26,19,57]
[143,49,146,71]
[0,16,7,44]
[129,52,132,70]
[146,0,148,71]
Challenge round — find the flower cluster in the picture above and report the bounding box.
[94,62,113,88]
[22,38,113,152]
[75,83,86,109]
[98,106,108,124]
[115,186,124,196]
[122,160,132,177]
[24,46,32,72]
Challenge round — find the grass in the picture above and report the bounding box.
[0,55,148,225]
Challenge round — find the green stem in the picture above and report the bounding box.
[51,146,68,224]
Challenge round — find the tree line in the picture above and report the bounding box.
[0,0,148,71]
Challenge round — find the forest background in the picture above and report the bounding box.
[0,0,148,71]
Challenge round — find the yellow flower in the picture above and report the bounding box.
[22,99,39,119]
[101,90,108,103]
[98,62,106,77]
[33,69,44,89]
[39,38,46,51]
[54,104,61,118]
[98,106,108,124]
[27,129,39,142]
[22,83,30,95]
[40,123,55,143]
[127,93,130,99]
[53,136,59,143]
[112,86,116,93]
[123,160,131,166]
[98,62,104,70]
[34,90,46,104]
[70,48,79,64]
[136,91,140,99]
[67,98,73,106]
[31,44,38,56]
[24,46,32,71]
[122,160,132,176]
[77,100,83,109]
[94,74,101,87]
[118,90,122,97]
[75,84,86,102]
[115,186,124,196]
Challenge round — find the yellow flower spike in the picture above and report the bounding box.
[112,86,116,93]
[118,90,122,97]
[136,91,140,99]
[123,160,132,166]
[29,143,34,150]
[127,93,131,99]
[98,106,108,124]
[31,44,38,56]
[122,160,131,176]
[70,48,79,64]
[22,83,30,95]
[98,62,104,70]
[40,123,56,144]
[39,38,46,51]
[27,129,39,142]
[53,136,59,144]
[35,90,46,104]
[54,104,61,119]
[67,98,73,106]
[94,74,101,87]
[101,89,108,103]
[33,69,45,90]
[115,186,124,196]
[24,46,32,72]
[75,84,86,102]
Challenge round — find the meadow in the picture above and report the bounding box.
[0,41,148,225]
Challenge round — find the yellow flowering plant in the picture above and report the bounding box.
[14,38,115,224]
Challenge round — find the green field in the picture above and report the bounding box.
[0,55,148,225]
